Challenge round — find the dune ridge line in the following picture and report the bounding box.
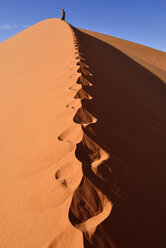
[65,24,113,245]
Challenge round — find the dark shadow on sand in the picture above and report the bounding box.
[70,27,166,248]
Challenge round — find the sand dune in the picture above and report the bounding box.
[0,18,83,248]
[0,18,166,248]
[70,26,166,248]
[80,29,166,72]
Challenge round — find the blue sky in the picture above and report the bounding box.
[0,0,166,51]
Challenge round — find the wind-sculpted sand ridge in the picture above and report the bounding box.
[66,25,113,247]
[48,24,113,248]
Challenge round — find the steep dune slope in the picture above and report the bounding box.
[0,18,166,248]
[0,19,83,248]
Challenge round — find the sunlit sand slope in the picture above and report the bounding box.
[0,19,83,248]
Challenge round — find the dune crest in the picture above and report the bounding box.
[67,25,113,244]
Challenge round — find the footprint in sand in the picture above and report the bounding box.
[55,162,82,191]
[74,88,92,100]
[69,84,82,91]
[73,107,97,126]
[75,196,113,240]
[66,99,81,110]
[58,125,83,144]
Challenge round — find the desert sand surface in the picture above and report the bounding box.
[80,28,166,74]
[0,18,166,248]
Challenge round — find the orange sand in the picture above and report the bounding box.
[0,18,166,248]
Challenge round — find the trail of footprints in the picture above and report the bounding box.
[56,25,113,245]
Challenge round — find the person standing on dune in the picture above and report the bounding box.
[61,9,65,21]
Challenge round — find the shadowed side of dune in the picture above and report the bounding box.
[68,27,166,248]
[79,28,166,74]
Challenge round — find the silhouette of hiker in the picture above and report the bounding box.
[61,9,65,21]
